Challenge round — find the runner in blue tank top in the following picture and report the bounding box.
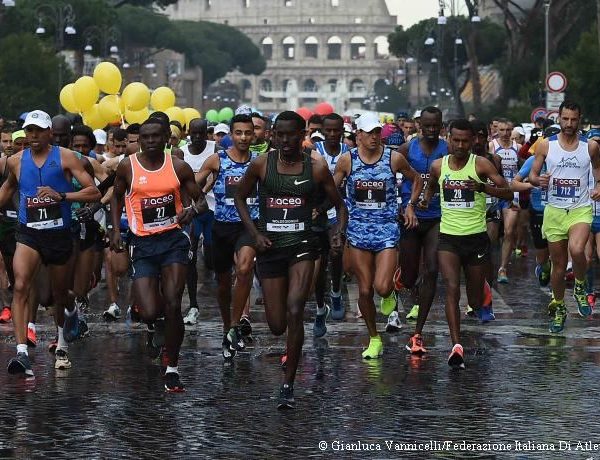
[397,107,448,353]
[196,114,259,361]
[0,111,100,377]
[333,112,423,360]
[311,113,350,333]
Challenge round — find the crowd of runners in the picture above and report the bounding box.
[1,99,598,409]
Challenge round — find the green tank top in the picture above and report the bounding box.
[258,151,315,248]
[439,153,486,235]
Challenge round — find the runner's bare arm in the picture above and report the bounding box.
[332,152,350,188]
[529,138,549,187]
[314,159,347,243]
[0,157,18,209]
[474,156,513,200]
[589,140,600,201]
[393,151,423,204]
[195,153,219,192]
[419,159,441,209]
[109,158,130,251]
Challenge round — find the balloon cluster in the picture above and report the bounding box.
[205,107,234,123]
[59,61,201,129]
[295,102,334,121]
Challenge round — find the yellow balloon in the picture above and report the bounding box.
[122,82,150,111]
[73,76,100,112]
[59,84,79,113]
[125,107,150,124]
[151,87,176,111]
[183,108,201,127]
[165,106,185,125]
[93,62,122,95]
[98,95,122,124]
[82,104,105,130]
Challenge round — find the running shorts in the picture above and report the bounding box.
[347,219,399,252]
[129,228,191,279]
[542,205,592,243]
[438,231,490,266]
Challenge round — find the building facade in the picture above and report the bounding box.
[167,0,400,113]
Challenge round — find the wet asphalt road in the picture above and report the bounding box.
[2,250,600,459]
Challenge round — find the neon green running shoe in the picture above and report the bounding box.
[379,293,396,316]
[549,301,567,333]
[406,304,419,321]
[362,335,383,359]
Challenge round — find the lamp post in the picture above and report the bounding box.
[544,0,551,91]
[35,2,76,112]
[83,26,120,59]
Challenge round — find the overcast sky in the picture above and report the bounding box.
[386,0,456,27]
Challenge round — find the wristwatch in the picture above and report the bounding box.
[407,200,418,207]
[59,192,67,202]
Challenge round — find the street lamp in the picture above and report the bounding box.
[544,0,551,90]
[2,0,15,6]
[35,2,76,112]
[454,35,463,115]
[83,25,120,59]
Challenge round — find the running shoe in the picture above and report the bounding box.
[379,293,396,316]
[222,335,236,361]
[183,306,199,325]
[27,325,37,347]
[514,248,522,257]
[78,319,89,339]
[103,303,121,321]
[393,267,404,291]
[465,305,475,317]
[127,305,141,323]
[355,302,363,319]
[226,325,246,351]
[330,293,345,320]
[447,344,465,369]
[280,352,288,368]
[535,264,551,287]
[313,305,330,338]
[0,306,11,323]
[406,304,419,321]
[385,310,401,332]
[7,352,34,376]
[483,280,493,307]
[48,337,58,354]
[565,268,574,282]
[62,308,80,343]
[405,333,427,354]
[574,282,592,317]
[240,316,253,337]
[549,301,567,333]
[164,372,186,393]
[475,306,495,323]
[277,383,295,410]
[547,298,561,318]
[55,349,72,370]
[255,297,264,306]
[497,268,508,284]
[587,293,596,311]
[362,335,383,359]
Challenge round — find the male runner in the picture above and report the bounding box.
[491,119,522,283]
[312,112,349,335]
[250,112,272,155]
[2,110,100,375]
[398,106,448,353]
[421,119,512,367]
[181,118,216,326]
[235,110,346,409]
[333,112,423,359]
[110,118,199,391]
[196,114,258,359]
[530,101,600,332]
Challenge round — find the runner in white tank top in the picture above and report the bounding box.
[530,101,600,331]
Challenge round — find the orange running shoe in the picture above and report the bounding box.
[483,280,493,307]
[448,344,465,369]
[405,334,427,354]
[27,325,37,347]
[0,306,11,323]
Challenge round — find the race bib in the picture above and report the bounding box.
[354,180,386,209]
[442,179,475,209]
[141,194,177,231]
[26,196,63,229]
[265,196,308,232]
[225,175,256,206]
[551,178,580,201]
[395,173,403,204]
[327,207,337,220]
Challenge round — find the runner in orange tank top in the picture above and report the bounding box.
[110,118,200,393]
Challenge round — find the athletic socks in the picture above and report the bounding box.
[166,366,178,374]
[57,326,68,351]
[27,322,36,333]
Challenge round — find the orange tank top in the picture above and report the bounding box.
[125,152,183,236]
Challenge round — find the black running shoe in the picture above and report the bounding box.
[164,372,185,393]
[226,326,245,352]
[78,319,89,339]
[222,335,236,361]
[277,383,295,410]
[7,352,34,377]
[240,316,252,337]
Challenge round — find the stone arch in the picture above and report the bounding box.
[261,36,273,59]
[350,35,366,60]
[374,35,389,59]
[304,35,318,58]
[282,36,296,60]
[327,35,342,60]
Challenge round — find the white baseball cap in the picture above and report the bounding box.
[23,110,52,129]
[235,105,252,116]
[310,131,325,141]
[214,123,230,135]
[93,129,107,145]
[355,113,382,133]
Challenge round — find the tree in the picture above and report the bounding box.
[0,33,72,118]
[112,0,178,7]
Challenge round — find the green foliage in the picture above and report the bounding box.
[0,33,72,117]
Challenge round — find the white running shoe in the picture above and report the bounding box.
[183,307,200,325]
[385,310,402,332]
[103,303,121,321]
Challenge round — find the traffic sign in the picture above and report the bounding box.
[546,71,567,92]
[546,110,559,122]
[531,107,547,122]
[546,92,565,111]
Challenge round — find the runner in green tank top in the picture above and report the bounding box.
[235,111,347,410]
[421,119,512,369]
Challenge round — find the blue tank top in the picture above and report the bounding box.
[18,146,73,230]
[314,141,349,174]
[517,156,546,213]
[347,147,397,222]
[213,150,258,223]
[401,138,447,219]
